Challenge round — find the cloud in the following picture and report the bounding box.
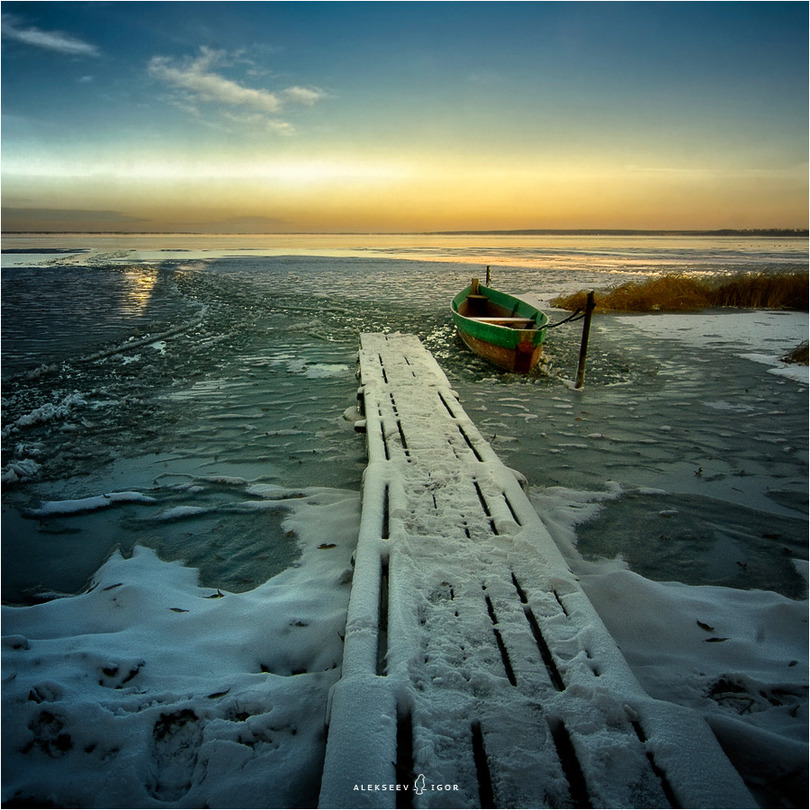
[148,47,325,133]
[1,14,99,57]
[221,111,296,136]
[281,86,323,106]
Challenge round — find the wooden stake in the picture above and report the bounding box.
[574,291,596,389]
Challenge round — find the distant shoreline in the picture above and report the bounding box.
[2,228,808,238]
[427,228,810,238]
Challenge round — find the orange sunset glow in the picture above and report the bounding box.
[2,2,807,232]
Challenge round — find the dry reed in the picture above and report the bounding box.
[781,341,809,366]
[551,271,809,313]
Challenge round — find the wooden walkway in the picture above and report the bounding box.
[319,333,754,809]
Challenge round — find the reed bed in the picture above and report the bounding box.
[781,341,809,366]
[551,271,809,313]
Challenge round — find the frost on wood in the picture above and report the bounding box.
[319,333,755,809]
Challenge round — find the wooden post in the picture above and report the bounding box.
[485,265,491,286]
[574,291,595,390]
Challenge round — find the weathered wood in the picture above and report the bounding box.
[318,333,755,809]
[574,290,596,389]
[452,283,548,373]
[466,316,536,326]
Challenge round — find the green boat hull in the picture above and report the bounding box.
[451,282,548,373]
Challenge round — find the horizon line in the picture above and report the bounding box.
[3,228,808,238]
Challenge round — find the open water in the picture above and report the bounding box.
[2,234,807,603]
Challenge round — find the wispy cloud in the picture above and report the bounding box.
[148,47,324,134]
[221,111,296,136]
[1,14,100,57]
[624,164,807,181]
[281,86,323,106]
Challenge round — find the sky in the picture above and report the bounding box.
[1,1,807,233]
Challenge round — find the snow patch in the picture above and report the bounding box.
[29,491,158,516]
[1,488,359,809]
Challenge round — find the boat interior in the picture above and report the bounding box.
[458,280,538,329]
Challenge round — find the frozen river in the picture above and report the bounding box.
[2,233,807,807]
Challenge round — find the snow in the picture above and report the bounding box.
[2,392,88,434]
[280,358,351,379]
[0,458,41,484]
[579,561,807,807]
[156,505,213,520]
[2,487,359,808]
[27,491,158,516]
[616,311,809,385]
[318,334,759,808]
[531,483,808,807]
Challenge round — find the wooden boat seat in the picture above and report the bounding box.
[468,316,537,327]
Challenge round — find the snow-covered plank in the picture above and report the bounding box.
[318,333,755,809]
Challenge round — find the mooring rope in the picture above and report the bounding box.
[545,308,585,328]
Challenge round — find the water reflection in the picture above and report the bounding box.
[122,268,157,313]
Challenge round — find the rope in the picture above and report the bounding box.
[546,309,585,329]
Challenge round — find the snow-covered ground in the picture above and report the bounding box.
[616,310,808,385]
[2,487,360,809]
[3,478,805,807]
[534,483,808,808]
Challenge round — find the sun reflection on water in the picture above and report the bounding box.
[123,269,158,313]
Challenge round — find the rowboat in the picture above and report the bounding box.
[451,278,549,373]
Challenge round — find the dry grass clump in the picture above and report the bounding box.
[711,273,808,310]
[781,341,809,366]
[552,271,809,313]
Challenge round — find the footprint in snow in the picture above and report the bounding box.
[148,708,202,801]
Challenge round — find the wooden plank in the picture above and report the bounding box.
[466,316,536,326]
[318,333,755,809]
